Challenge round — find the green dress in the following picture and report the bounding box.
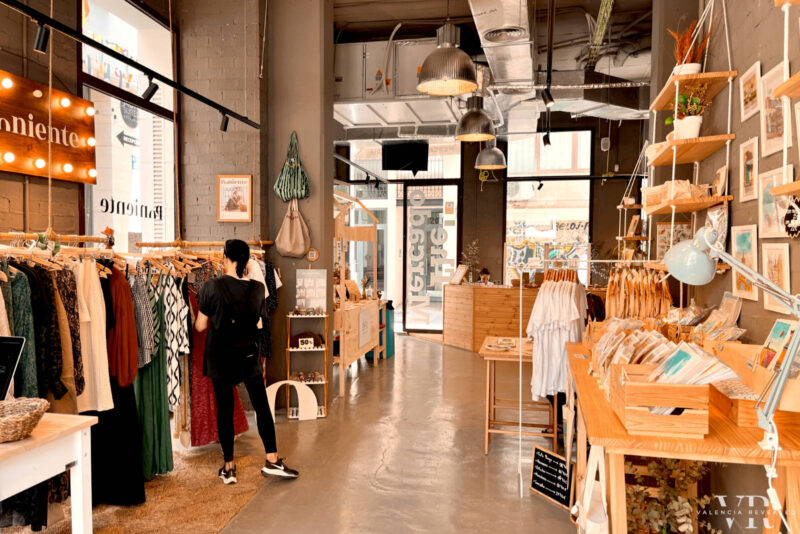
[5,266,38,398]
[133,275,173,480]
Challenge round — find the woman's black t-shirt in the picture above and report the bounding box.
[198,275,267,381]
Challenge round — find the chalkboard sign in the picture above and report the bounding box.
[530,446,575,510]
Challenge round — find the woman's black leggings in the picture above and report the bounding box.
[212,375,278,462]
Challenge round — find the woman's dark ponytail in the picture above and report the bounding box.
[224,239,250,278]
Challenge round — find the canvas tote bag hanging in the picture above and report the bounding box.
[571,445,609,534]
[274,131,310,202]
[275,199,311,258]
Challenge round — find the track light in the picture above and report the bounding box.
[142,76,158,101]
[34,23,50,54]
[543,133,551,146]
[220,113,229,132]
[541,88,554,108]
[537,181,544,190]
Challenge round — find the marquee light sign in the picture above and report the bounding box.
[0,68,97,184]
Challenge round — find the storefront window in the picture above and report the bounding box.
[504,180,590,285]
[81,0,174,110]
[507,131,591,177]
[83,88,176,251]
[348,139,462,180]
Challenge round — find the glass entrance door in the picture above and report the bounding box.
[403,184,459,332]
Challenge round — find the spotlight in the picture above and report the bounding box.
[543,133,551,146]
[35,158,46,169]
[88,169,98,178]
[537,181,544,190]
[541,88,554,108]
[34,23,50,54]
[373,179,380,190]
[220,113,229,132]
[1,78,12,89]
[142,76,158,101]
[87,137,96,147]
[63,163,73,173]
[33,89,43,98]
[85,106,96,116]
[60,97,71,108]
[3,152,15,163]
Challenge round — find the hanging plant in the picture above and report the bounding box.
[669,21,712,65]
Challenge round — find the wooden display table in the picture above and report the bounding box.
[333,299,380,396]
[0,413,97,533]
[443,285,538,352]
[567,343,800,534]
[478,337,556,454]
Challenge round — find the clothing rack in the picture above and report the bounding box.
[0,230,110,245]
[135,239,271,248]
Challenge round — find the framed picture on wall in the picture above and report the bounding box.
[656,222,691,260]
[762,243,791,313]
[730,224,758,301]
[739,137,759,202]
[740,61,761,122]
[217,174,253,222]
[711,165,728,196]
[760,61,793,157]
[758,165,792,238]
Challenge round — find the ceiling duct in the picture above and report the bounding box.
[468,0,534,92]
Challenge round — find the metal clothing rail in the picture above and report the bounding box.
[135,239,271,248]
[0,231,109,245]
[0,0,260,130]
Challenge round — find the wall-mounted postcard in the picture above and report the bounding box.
[296,269,327,312]
[762,243,791,314]
[760,61,793,157]
[730,225,758,301]
[758,319,797,370]
[739,137,759,202]
[711,165,727,196]
[758,166,792,238]
[626,215,641,237]
[217,174,252,222]
[655,222,691,260]
[740,61,761,122]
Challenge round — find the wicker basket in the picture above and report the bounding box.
[0,398,50,443]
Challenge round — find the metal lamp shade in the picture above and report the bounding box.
[457,109,495,142]
[475,143,506,169]
[416,45,478,96]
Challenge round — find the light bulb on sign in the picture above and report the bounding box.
[87,137,96,147]
[1,78,12,89]
[3,152,14,163]
[60,97,71,108]
[63,163,73,173]
[85,106,96,116]
[88,169,97,178]
[35,158,46,169]
[33,90,42,98]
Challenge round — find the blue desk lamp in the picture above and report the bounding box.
[664,227,800,445]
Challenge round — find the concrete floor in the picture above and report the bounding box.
[222,335,573,534]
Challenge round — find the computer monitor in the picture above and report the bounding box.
[0,336,25,400]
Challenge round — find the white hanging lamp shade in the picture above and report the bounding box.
[457,96,495,142]
[475,139,506,169]
[416,24,477,96]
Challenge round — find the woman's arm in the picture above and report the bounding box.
[195,311,209,332]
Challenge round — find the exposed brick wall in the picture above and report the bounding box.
[176,0,266,241]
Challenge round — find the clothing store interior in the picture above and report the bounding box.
[5,0,800,533]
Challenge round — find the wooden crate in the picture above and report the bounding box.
[710,383,800,428]
[609,364,710,439]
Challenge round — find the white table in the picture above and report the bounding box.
[0,413,97,533]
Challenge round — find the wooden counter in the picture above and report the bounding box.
[442,285,538,352]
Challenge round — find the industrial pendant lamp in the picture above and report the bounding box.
[457,96,495,142]
[416,23,477,96]
[475,138,506,169]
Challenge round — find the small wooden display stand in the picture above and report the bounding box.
[333,190,381,397]
[478,336,556,454]
[568,342,800,534]
[285,313,329,419]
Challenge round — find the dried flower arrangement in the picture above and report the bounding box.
[669,21,712,65]
[626,458,721,534]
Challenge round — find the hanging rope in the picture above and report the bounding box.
[46,0,53,232]
[169,0,181,241]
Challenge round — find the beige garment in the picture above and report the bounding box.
[46,272,78,414]
[74,259,114,413]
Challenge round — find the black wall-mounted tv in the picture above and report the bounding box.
[381,140,428,176]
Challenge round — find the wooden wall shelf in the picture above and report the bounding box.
[648,134,735,167]
[616,236,648,242]
[643,261,730,272]
[775,0,800,6]
[650,71,738,112]
[617,204,643,210]
[643,195,733,215]
[773,71,800,99]
[771,180,800,197]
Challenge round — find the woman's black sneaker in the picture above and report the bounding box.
[261,458,299,479]
[219,465,237,485]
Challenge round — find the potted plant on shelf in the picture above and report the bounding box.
[664,86,711,140]
[669,20,712,76]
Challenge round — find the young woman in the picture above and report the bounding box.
[195,239,299,484]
